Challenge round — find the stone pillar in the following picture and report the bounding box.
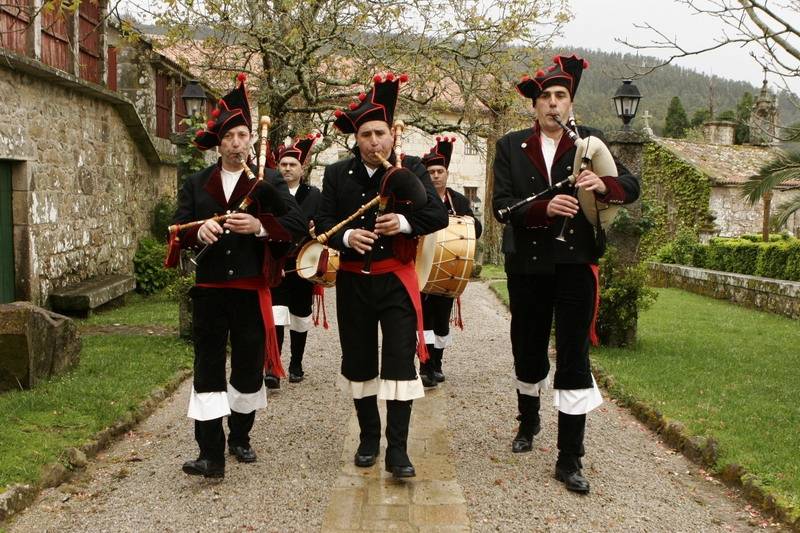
[603,130,647,346]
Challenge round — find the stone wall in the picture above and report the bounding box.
[648,262,800,319]
[709,185,800,239]
[0,66,176,305]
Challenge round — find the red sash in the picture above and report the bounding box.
[340,258,429,363]
[196,277,285,378]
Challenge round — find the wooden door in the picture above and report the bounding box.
[0,162,14,303]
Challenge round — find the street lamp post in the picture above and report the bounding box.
[181,80,206,119]
[612,80,642,131]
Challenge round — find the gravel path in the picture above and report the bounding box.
[6,282,781,532]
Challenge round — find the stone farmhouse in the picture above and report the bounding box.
[0,2,216,306]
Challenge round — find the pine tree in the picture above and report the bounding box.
[690,109,711,128]
[735,92,754,144]
[664,96,689,138]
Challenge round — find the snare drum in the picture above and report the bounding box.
[416,215,476,298]
[294,241,340,287]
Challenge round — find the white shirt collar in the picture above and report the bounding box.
[364,164,379,177]
[220,167,241,202]
[540,134,558,184]
[288,184,300,196]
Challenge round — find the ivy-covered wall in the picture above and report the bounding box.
[640,142,714,258]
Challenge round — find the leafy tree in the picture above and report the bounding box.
[742,149,800,240]
[716,109,736,121]
[690,108,711,128]
[664,96,689,138]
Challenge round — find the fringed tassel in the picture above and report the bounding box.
[312,284,329,329]
[451,295,465,330]
[164,230,181,268]
[264,324,286,378]
[417,333,429,363]
[589,264,600,346]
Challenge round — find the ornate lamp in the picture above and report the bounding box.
[612,80,642,131]
[182,80,206,118]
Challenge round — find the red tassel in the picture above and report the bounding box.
[521,74,531,81]
[211,108,220,118]
[358,92,367,101]
[451,296,465,330]
[348,102,359,110]
[264,326,286,378]
[373,74,382,83]
[399,73,408,83]
[334,109,343,117]
[312,285,329,329]
[164,230,181,268]
[589,264,600,346]
[583,59,590,69]
[206,119,215,128]
[535,69,545,78]
[195,129,204,137]
[237,72,247,82]
[386,72,395,81]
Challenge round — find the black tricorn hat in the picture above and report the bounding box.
[516,54,589,100]
[421,136,456,170]
[333,72,408,134]
[194,73,252,150]
[277,133,322,166]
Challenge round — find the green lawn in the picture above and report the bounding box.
[487,281,800,511]
[594,288,800,510]
[82,292,178,327]
[0,297,191,491]
[480,263,507,280]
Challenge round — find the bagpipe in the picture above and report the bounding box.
[495,114,620,232]
[164,116,284,268]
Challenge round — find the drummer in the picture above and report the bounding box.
[419,136,482,387]
[266,134,323,388]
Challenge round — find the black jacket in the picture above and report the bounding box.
[316,153,449,264]
[443,187,483,239]
[173,161,307,283]
[492,125,639,274]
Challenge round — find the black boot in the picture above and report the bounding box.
[288,330,307,382]
[184,418,225,478]
[431,347,445,382]
[385,400,415,478]
[555,411,589,494]
[511,392,541,453]
[420,345,437,388]
[264,326,285,389]
[353,396,381,467]
[227,410,257,463]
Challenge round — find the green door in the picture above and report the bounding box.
[0,162,14,303]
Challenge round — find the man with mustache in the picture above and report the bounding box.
[492,55,640,493]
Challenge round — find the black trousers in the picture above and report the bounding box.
[507,264,595,390]
[271,270,314,324]
[422,293,454,340]
[335,270,418,382]
[190,286,265,394]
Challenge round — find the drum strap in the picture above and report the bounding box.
[196,277,285,378]
[340,259,430,363]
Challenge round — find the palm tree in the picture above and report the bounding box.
[742,149,800,241]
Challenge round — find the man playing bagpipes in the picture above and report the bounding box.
[418,137,482,388]
[491,55,640,493]
[265,133,323,388]
[167,73,306,479]
[315,73,448,478]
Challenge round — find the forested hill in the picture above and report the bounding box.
[559,47,798,135]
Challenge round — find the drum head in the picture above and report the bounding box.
[295,241,324,280]
[415,234,436,288]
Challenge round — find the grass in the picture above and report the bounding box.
[593,288,800,510]
[487,280,800,511]
[82,292,178,327]
[479,263,507,280]
[0,296,191,491]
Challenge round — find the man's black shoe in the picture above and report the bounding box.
[511,421,541,453]
[229,445,257,463]
[385,464,416,478]
[264,375,280,389]
[182,458,224,478]
[354,452,378,467]
[421,373,437,388]
[555,466,590,494]
[433,371,445,383]
[288,372,304,383]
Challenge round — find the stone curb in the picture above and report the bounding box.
[593,364,800,531]
[0,367,193,524]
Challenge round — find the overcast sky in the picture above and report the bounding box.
[556,0,799,94]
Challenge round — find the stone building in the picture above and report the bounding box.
[0,3,214,305]
[654,138,800,238]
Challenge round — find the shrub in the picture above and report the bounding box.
[755,242,790,279]
[652,229,705,267]
[782,242,800,281]
[705,238,759,274]
[133,237,179,295]
[151,197,176,243]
